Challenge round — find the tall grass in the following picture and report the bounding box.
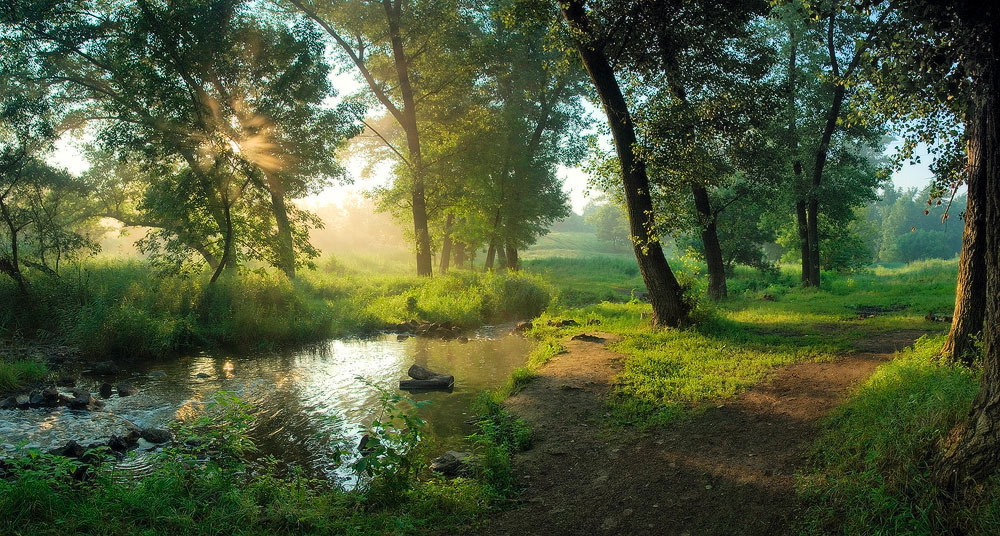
[797,336,1000,535]
[0,261,552,360]
[0,359,48,393]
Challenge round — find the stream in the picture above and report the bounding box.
[0,325,531,480]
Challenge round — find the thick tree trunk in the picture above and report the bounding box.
[0,199,28,294]
[210,198,235,284]
[943,112,989,364]
[496,243,508,268]
[263,171,295,279]
[796,200,810,285]
[692,184,726,300]
[561,0,688,327]
[439,213,454,274]
[384,0,432,277]
[505,243,519,271]
[934,40,1000,498]
[786,29,812,287]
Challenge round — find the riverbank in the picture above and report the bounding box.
[0,260,551,393]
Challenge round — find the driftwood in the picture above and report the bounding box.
[399,364,454,391]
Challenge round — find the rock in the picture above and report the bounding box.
[14,394,30,408]
[28,391,45,407]
[397,334,410,341]
[358,433,375,456]
[513,321,533,333]
[116,381,138,397]
[99,383,114,398]
[0,396,17,409]
[148,370,166,379]
[196,372,211,379]
[49,440,87,459]
[140,427,172,444]
[66,388,98,410]
[429,451,471,476]
[458,336,469,343]
[407,364,447,380]
[56,375,76,387]
[135,438,156,451]
[41,386,61,406]
[107,430,140,452]
[91,361,120,375]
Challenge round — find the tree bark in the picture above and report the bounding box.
[439,213,454,274]
[786,28,812,286]
[692,184,726,300]
[453,240,466,269]
[484,240,497,271]
[942,111,988,364]
[0,199,27,294]
[210,196,235,284]
[263,171,295,278]
[560,0,688,327]
[934,36,1000,498]
[384,0,432,277]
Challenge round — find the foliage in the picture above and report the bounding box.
[0,358,48,393]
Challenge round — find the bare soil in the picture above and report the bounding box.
[475,330,923,536]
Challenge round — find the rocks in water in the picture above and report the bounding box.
[394,320,466,340]
[49,440,87,459]
[196,372,211,379]
[0,396,17,409]
[430,451,472,476]
[107,430,140,452]
[148,370,166,379]
[14,394,30,408]
[99,383,114,398]
[56,375,77,387]
[41,386,61,406]
[397,334,410,341]
[28,391,45,406]
[116,381,138,397]
[91,361,120,375]
[400,364,455,391]
[66,388,100,410]
[140,427,172,444]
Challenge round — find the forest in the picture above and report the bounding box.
[0,0,998,535]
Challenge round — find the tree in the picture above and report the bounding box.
[584,201,629,249]
[558,0,689,327]
[6,0,357,280]
[289,0,476,276]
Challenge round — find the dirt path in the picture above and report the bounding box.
[476,330,923,536]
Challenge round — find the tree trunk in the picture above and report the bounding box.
[0,198,28,294]
[454,240,466,269]
[692,184,726,300]
[263,171,295,279]
[786,29,811,286]
[384,0,432,277]
[505,242,519,271]
[561,0,688,327]
[210,197,235,284]
[934,41,1000,499]
[439,213,454,274]
[496,243,508,268]
[484,240,497,271]
[943,111,988,364]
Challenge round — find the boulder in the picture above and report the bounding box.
[99,383,114,398]
[140,427,172,444]
[397,334,410,342]
[28,391,45,407]
[430,451,472,476]
[14,394,30,408]
[49,440,87,459]
[107,430,140,452]
[196,372,211,379]
[116,381,138,397]
[148,370,166,379]
[66,388,98,410]
[0,396,17,410]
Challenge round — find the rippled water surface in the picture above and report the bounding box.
[0,326,530,478]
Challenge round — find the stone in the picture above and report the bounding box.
[14,394,30,408]
[41,386,61,406]
[66,388,97,410]
[116,381,138,397]
[196,372,210,379]
[140,427,172,444]
[513,321,533,333]
[400,364,455,391]
[99,383,114,398]
[49,440,86,459]
[571,333,605,343]
[458,336,469,343]
[0,396,17,410]
[148,370,166,379]
[397,334,410,341]
[28,391,45,407]
[56,375,76,387]
[429,451,471,476]
[107,431,140,452]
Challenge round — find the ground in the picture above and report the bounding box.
[476,328,927,536]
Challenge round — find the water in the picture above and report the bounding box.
[0,326,530,479]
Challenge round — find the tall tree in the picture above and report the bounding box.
[558,0,688,327]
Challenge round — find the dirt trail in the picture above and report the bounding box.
[477,330,922,536]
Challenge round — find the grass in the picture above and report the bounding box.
[0,260,552,361]
[0,358,48,394]
[797,336,1000,535]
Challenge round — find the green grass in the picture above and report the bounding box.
[0,358,48,393]
[516,259,957,427]
[0,261,552,360]
[797,336,1000,535]
[521,231,635,260]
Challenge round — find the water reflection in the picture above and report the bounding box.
[0,326,529,479]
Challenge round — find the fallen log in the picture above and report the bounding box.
[400,364,454,391]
